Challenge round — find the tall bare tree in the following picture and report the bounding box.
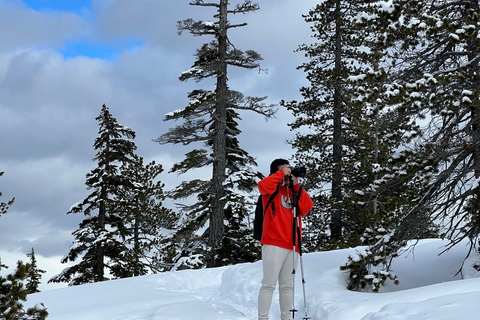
[157,0,275,268]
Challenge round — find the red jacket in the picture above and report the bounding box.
[258,169,314,252]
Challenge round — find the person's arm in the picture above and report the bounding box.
[294,184,313,217]
[258,169,285,195]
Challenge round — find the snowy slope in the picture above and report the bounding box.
[24,239,480,320]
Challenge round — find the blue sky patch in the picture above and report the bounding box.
[13,0,146,60]
[59,38,146,60]
[20,0,92,14]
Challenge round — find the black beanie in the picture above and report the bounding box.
[270,158,289,175]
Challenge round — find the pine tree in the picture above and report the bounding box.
[333,1,427,291]
[115,155,176,275]
[25,248,45,294]
[157,91,273,269]
[0,261,48,320]
[50,104,138,285]
[340,0,480,291]
[382,0,480,265]
[283,0,421,250]
[284,0,367,247]
[283,0,442,291]
[156,0,276,268]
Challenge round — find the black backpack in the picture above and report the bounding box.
[254,186,279,241]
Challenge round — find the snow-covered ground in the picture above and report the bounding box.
[25,239,480,320]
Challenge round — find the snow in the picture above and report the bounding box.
[376,1,394,14]
[24,239,480,320]
[348,74,366,82]
[203,21,215,28]
[34,303,46,311]
[463,96,472,103]
[449,33,460,41]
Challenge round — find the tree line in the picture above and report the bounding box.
[286,0,480,291]
[1,0,479,301]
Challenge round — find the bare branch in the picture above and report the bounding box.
[235,96,277,119]
[227,22,248,29]
[189,0,218,7]
[228,1,260,14]
[177,18,217,36]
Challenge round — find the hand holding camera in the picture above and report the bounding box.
[280,165,306,186]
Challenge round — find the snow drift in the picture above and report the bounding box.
[25,239,480,320]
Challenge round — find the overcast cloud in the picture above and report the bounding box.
[0,0,314,290]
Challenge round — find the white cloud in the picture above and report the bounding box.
[0,0,88,52]
[0,156,90,251]
[92,0,201,47]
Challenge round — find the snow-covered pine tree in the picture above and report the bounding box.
[49,104,138,285]
[379,0,480,269]
[0,261,48,320]
[25,248,45,294]
[342,0,480,291]
[283,0,422,251]
[284,0,368,248]
[157,91,273,269]
[333,1,435,291]
[155,0,276,268]
[114,155,176,275]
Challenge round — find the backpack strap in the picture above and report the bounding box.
[264,185,279,217]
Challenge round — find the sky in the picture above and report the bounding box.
[0,0,316,289]
[23,239,480,319]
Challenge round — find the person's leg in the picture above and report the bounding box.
[258,245,287,320]
[278,250,298,320]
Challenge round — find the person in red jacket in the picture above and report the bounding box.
[257,158,314,320]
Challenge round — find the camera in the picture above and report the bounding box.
[291,166,306,178]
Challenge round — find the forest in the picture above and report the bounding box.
[1,0,480,318]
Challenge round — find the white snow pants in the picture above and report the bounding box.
[258,245,298,320]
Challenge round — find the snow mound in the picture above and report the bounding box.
[25,239,480,320]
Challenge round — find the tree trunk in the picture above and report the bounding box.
[96,137,109,281]
[330,0,343,241]
[133,197,140,276]
[96,186,106,281]
[208,0,228,266]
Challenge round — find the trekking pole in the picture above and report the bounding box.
[296,215,310,320]
[289,179,298,319]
